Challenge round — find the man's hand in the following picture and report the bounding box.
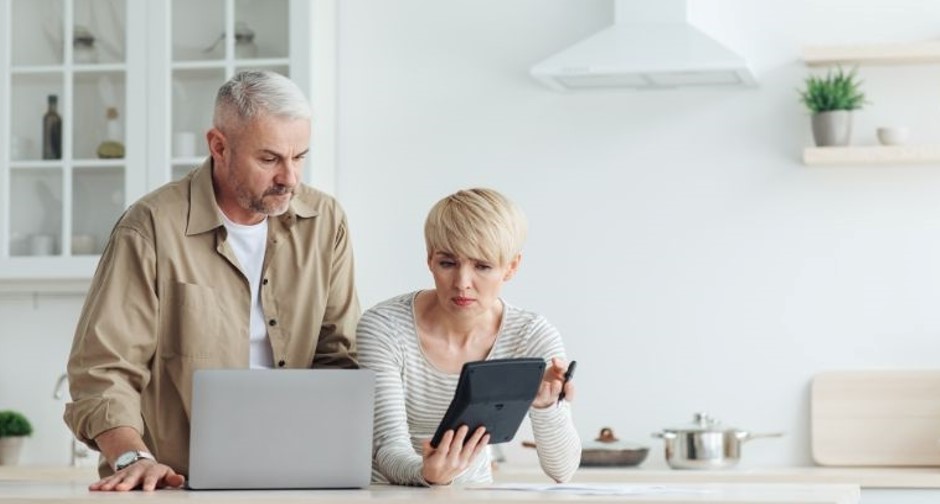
[89,459,185,492]
[91,426,184,491]
[421,425,489,485]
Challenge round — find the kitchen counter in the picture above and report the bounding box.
[495,465,940,489]
[0,466,860,504]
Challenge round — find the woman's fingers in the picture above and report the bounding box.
[437,429,456,456]
[461,426,487,463]
[562,380,576,402]
[421,425,487,485]
[449,425,471,457]
[470,434,491,461]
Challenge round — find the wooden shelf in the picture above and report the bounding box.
[802,145,940,166]
[803,41,940,67]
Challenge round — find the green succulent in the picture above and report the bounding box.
[799,67,867,114]
[0,410,33,437]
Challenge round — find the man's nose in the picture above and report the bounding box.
[276,161,298,187]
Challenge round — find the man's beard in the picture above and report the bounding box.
[244,185,294,216]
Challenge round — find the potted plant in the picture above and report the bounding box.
[799,66,867,147]
[0,410,33,466]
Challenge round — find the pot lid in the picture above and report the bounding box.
[664,412,735,433]
[583,427,647,451]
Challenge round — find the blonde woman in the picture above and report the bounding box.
[358,188,581,486]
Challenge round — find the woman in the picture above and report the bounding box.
[357,188,581,486]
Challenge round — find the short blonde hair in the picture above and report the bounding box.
[424,188,528,266]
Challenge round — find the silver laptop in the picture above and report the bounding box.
[188,369,375,490]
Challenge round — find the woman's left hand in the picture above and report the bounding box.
[531,357,575,409]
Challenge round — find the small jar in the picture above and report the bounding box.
[73,25,98,64]
[234,21,258,59]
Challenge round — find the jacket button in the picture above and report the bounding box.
[278,360,286,368]
[262,278,269,285]
[269,319,276,326]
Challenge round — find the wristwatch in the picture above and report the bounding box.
[114,450,156,471]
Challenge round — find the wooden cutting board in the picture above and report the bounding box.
[811,370,940,466]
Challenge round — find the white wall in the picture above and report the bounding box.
[336,0,940,470]
[0,293,86,466]
[6,0,940,477]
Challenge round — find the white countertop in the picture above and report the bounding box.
[494,465,940,489]
[0,466,860,504]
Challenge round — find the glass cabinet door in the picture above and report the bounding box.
[0,0,330,282]
[1,0,144,275]
[168,0,291,181]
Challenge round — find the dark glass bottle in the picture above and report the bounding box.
[42,94,62,160]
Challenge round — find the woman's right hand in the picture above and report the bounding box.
[421,425,489,485]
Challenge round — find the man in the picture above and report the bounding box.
[64,71,360,491]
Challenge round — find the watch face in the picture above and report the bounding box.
[115,451,137,469]
[116,450,154,470]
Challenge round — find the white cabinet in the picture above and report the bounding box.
[0,0,334,286]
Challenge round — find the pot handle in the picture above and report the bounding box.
[736,431,785,442]
[651,432,677,440]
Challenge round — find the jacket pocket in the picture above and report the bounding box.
[161,282,220,359]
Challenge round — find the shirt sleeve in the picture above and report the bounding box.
[64,222,159,450]
[523,315,582,483]
[312,213,360,369]
[356,307,428,486]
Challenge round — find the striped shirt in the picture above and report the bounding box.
[357,291,581,486]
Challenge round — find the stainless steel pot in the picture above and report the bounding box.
[651,412,783,470]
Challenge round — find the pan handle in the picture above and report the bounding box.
[737,431,784,442]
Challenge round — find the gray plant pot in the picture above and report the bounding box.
[0,436,24,465]
[811,110,853,147]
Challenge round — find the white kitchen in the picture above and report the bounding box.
[2,0,940,503]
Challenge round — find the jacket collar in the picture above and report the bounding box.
[185,158,318,236]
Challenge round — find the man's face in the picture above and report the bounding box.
[210,113,310,224]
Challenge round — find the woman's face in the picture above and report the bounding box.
[428,250,520,320]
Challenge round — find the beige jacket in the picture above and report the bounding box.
[65,160,360,476]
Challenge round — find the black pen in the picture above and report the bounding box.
[557,360,577,405]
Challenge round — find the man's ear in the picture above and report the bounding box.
[503,253,522,281]
[207,128,226,162]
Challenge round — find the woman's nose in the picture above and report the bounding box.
[455,265,474,288]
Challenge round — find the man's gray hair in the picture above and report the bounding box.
[213,70,311,130]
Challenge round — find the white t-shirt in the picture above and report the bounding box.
[219,209,271,368]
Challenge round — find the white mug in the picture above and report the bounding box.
[71,234,96,255]
[173,131,197,158]
[30,234,55,256]
[10,136,33,160]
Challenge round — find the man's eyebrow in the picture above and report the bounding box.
[259,149,283,158]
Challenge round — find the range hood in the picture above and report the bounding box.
[531,0,757,91]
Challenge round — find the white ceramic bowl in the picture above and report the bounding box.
[71,235,96,255]
[877,127,910,146]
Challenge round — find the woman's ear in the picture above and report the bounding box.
[503,253,522,281]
